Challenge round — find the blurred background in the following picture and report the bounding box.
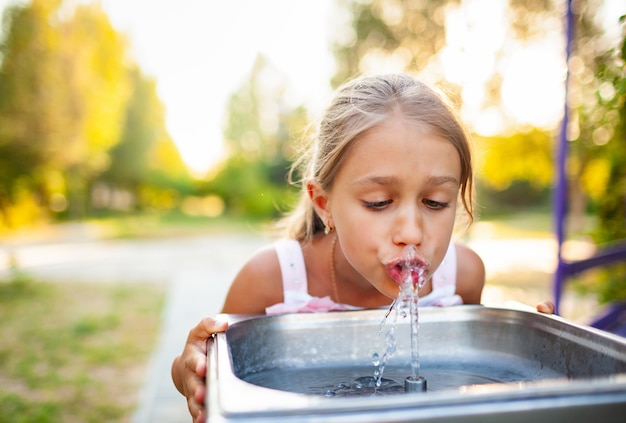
[0,0,624,422]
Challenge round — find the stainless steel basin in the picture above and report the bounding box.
[206,306,626,422]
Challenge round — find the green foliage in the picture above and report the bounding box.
[477,128,554,190]
[332,0,457,87]
[65,2,130,171]
[591,263,626,305]
[0,1,191,225]
[210,55,306,219]
[0,393,61,423]
[96,66,192,213]
[552,12,626,305]
[0,0,65,215]
[476,180,552,217]
[0,0,130,221]
[586,18,626,304]
[590,19,626,245]
[99,67,157,189]
[209,156,298,218]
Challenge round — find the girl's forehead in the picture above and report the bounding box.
[335,118,461,182]
[352,117,444,152]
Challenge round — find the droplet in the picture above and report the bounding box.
[372,352,380,366]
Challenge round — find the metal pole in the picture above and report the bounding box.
[553,0,574,315]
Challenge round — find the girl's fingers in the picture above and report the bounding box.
[536,301,555,314]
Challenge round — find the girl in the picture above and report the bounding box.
[172,73,553,423]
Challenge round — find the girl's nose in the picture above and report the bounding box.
[393,207,423,247]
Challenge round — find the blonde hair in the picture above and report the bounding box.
[278,73,474,242]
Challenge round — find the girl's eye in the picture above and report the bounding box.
[363,199,393,210]
[423,199,449,210]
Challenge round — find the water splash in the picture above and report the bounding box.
[375,244,426,387]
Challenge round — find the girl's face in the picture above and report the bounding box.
[321,115,461,299]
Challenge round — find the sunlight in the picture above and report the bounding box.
[440,0,505,86]
[93,0,336,174]
[440,0,567,134]
[500,43,566,129]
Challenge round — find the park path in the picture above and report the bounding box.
[0,223,597,422]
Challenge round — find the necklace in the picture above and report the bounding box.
[329,235,341,304]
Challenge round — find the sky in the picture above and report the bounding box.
[97,0,338,174]
[0,0,624,175]
[0,0,338,174]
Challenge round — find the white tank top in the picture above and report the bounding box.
[265,240,462,315]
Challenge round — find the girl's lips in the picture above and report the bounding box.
[385,257,429,285]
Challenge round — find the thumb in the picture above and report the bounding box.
[189,317,229,343]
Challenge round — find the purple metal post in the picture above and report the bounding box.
[552,0,574,316]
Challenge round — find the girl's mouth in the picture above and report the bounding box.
[385,257,429,286]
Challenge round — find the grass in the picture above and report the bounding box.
[84,212,272,239]
[0,213,273,245]
[0,276,165,423]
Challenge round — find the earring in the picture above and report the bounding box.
[324,223,334,235]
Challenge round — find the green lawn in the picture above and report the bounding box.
[0,277,165,423]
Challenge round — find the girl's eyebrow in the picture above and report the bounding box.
[352,175,460,187]
[427,175,460,187]
[352,175,400,187]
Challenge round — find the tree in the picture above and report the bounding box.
[593,18,626,245]
[585,17,626,302]
[0,0,67,225]
[331,0,457,88]
[97,66,190,212]
[58,2,130,216]
[477,128,554,191]
[0,0,130,222]
[210,55,306,218]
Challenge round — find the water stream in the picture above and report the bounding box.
[374,244,426,389]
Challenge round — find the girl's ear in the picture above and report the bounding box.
[307,180,332,224]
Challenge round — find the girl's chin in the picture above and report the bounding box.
[381,283,401,299]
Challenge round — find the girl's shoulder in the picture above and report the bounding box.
[454,243,485,304]
[221,243,285,314]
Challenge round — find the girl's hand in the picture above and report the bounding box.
[536,301,555,314]
[172,317,228,423]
